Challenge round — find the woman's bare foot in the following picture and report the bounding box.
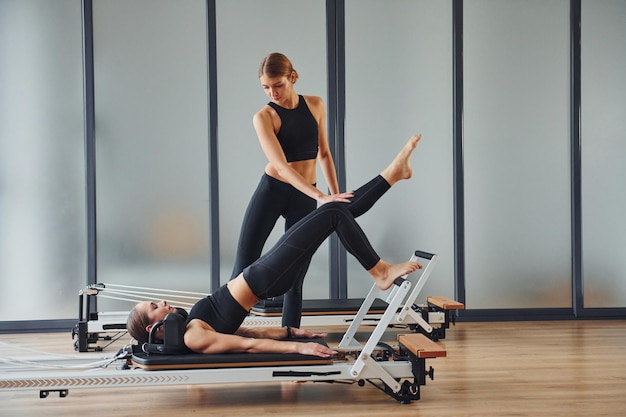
[381,134,422,186]
[368,259,423,291]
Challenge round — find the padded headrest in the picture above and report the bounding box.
[143,310,191,355]
[174,307,189,320]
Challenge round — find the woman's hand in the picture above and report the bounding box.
[317,191,354,205]
[297,342,338,358]
[291,327,327,339]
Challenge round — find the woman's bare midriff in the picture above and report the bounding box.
[264,159,317,184]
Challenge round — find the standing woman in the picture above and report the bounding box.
[230,52,353,328]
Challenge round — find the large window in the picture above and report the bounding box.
[0,0,86,320]
[463,0,571,309]
[93,0,210,311]
[2,1,625,330]
[345,0,454,301]
[581,0,626,308]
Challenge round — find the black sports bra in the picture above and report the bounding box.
[267,95,319,162]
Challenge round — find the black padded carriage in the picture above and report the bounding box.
[132,338,333,370]
[132,311,333,370]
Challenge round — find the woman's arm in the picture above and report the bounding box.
[235,326,327,340]
[184,320,336,357]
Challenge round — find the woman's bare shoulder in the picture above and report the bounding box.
[254,103,274,118]
[302,95,324,107]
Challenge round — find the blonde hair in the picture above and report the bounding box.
[258,52,299,82]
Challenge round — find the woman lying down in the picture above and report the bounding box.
[126,134,423,358]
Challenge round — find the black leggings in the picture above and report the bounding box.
[230,174,316,327]
[243,175,390,300]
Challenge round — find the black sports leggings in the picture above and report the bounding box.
[230,174,316,327]
[242,175,390,299]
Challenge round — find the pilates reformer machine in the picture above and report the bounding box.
[71,250,463,353]
[1,250,463,404]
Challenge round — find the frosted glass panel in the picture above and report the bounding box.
[215,0,328,297]
[464,0,571,309]
[0,0,86,320]
[93,0,210,311]
[581,0,626,308]
[345,0,454,302]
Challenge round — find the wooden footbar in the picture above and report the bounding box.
[427,295,465,310]
[398,333,446,358]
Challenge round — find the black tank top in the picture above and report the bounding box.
[267,95,319,162]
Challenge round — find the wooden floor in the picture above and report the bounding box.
[2,320,626,417]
